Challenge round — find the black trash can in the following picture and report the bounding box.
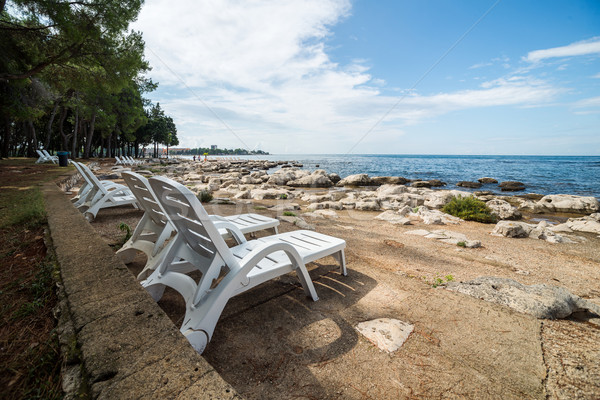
[57,151,69,167]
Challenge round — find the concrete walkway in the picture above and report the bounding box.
[43,182,240,399]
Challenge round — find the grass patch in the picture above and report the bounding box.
[197,190,213,203]
[283,211,296,217]
[0,158,66,399]
[442,195,496,223]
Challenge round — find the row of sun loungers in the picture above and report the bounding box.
[69,162,347,353]
[115,155,143,166]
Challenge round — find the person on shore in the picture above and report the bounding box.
[193,155,196,161]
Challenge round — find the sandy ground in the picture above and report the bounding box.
[84,171,600,399]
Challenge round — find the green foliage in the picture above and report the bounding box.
[426,274,455,288]
[279,194,288,200]
[118,222,132,244]
[198,190,213,203]
[457,241,467,247]
[283,211,296,217]
[442,196,496,223]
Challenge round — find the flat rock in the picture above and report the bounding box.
[374,210,412,225]
[446,277,600,319]
[355,318,414,353]
[537,194,600,214]
[499,181,526,192]
[478,177,498,184]
[456,181,482,189]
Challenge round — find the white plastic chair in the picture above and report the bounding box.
[35,150,54,163]
[76,162,138,221]
[70,161,121,208]
[117,171,281,280]
[41,150,58,164]
[142,176,346,353]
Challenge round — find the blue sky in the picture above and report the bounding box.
[132,0,600,155]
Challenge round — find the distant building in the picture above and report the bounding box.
[211,145,217,150]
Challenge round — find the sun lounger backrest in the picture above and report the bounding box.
[122,172,169,228]
[148,176,238,268]
[78,162,109,195]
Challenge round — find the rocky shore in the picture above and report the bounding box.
[83,156,600,399]
[126,158,600,245]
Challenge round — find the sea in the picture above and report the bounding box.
[182,154,600,199]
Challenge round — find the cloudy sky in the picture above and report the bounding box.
[132,0,600,155]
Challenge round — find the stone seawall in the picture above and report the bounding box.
[43,182,240,399]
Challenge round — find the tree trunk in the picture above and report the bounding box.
[59,107,70,151]
[107,132,112,158]
[71,105,79,158]
[1,115,10,158]
[44,101,59,149]
[28,119,38,157]
[83,111,96,159]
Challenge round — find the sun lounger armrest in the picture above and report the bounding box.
[238,241,304,277]
[211,220,247,244]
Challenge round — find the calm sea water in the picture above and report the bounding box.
[187,154,600,199]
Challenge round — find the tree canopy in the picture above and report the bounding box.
[0,0,178,158]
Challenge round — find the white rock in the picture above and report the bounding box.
[491,221,533,238]
[314,209,339,218]
[355,200,380,211]
[355,318,414,353]
[537,194,600,214]
[375,210,412,225]
[486,198,522,220]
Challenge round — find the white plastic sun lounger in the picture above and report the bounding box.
[42,150,58,163]
[35,149,56,163]
[75,162,138,221]
[117,171,281,280]
[70,161,121,208]
[142,176,346,353]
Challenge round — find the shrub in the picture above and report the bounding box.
[283,211,296,217]
[442,195,496,223]
[198,190,213,203]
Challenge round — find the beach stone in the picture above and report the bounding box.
[328,173,341,184]
[446,277,600,319]
[337,173,372,187]
[302,193,331,203]
[411,179,446,188]
[301,212,325,219]
[355,200,380,211]
[537,194,600,214]
[513,198,546,214]
[313,209,339,219]
[491,221,532,238]
[456,181,483,189]
[375,184,408,200]
[499,181,526,191]
[370,176,410,186]
[293,218,314,230]
[557,213,600,234]
[269,203,300,212]
[413,208,462,225]
[423,190,470,209]
[374,210,411,225]
[250,188,289,200]
[486,199,522,220]
[478,177,498,184]
[405,229,480,247]
[355,318,414,353]
[287,169,334,188]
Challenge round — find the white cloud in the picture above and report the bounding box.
[525,37,600,63]
[572,96,600,115]
[132,1,572,153]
